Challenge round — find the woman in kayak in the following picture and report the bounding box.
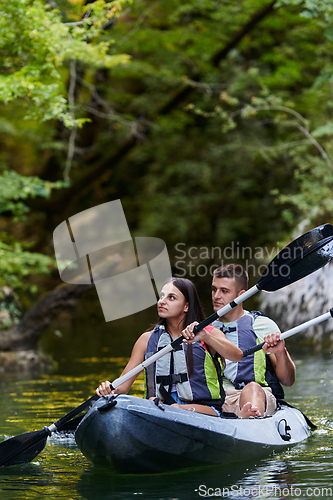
[96,277,242,416]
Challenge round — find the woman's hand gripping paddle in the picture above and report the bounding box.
[193,223,333,334]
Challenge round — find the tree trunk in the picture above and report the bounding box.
[0,282,94,352]
[0,257,121,372]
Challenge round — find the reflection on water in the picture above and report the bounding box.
[77,459,262,500]
[1,348,333,499]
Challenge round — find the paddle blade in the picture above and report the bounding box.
[0,429,48,467]
[257,224,333,292]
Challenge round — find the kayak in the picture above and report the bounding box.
[75,394,311,474]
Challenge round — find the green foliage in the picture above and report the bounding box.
[277,0,333,20]
[0,0,132,315]
[312,121,333,137]
[0,239,54,327]
[0,170,63,322]
[0,170,66,220]
[1,0,333,316]
[0,0,131,125]
[0,240,53,292]
[277,154,333,216]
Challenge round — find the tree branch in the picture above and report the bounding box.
[0,256,121,351]
[229,105,333,169]
[64,60,78,183]
[211,1,278,67]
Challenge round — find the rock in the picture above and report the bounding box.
[0,349,56,375]
[259,264,333,351]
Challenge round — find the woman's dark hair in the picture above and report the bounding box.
[149,277,205,329]
[171,277,205,326]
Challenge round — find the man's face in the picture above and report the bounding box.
[211,277,242,312]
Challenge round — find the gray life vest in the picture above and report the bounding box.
[144,324,225,409]
[213,311,284,399]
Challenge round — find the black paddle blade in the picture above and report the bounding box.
[0,393,99,468]
[0,429,48,467]
[257,223,333,292]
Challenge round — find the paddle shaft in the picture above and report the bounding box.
[2,308,330,466]
[60,288,333,423]
[68,224,333,393]
[52,338,182,430]
[43,308,333,431]
[110,304,333,389]
[193,285,259,334]
[242,308,333,357]
[47,394,99,433]
[110,336,183,391]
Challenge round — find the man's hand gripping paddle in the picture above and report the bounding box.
[242,308,333,357]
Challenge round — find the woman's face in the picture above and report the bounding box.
[157,282,188,321]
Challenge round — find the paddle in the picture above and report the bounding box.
[0,394,99,467]
[1,334,196,467]
[1,224,332,467]
[242,308,333,357]
[192,223,333,334]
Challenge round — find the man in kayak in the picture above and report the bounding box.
[183,264,295,418]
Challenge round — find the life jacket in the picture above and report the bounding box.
[213,311,284,399]
[144,324,225,410]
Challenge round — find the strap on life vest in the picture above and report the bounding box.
[157,341,225,408]
[204,343,224,401]
[158,349,179,405]
[158,342,183,352]
[156,373,188,385]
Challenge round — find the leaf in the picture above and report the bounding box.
[312,121,333,137]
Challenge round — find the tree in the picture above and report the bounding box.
[0,0,130,322]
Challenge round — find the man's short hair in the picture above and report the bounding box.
[213,264,248,291]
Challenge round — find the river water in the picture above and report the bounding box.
[1,304,333,499]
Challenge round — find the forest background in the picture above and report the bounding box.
[0,0,333,370]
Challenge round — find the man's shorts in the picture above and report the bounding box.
[222,385,277,417]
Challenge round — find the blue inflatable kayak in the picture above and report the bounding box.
[75,394,311,474]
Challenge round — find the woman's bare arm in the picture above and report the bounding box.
[96,331,151,396]
[182,322,243,361]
